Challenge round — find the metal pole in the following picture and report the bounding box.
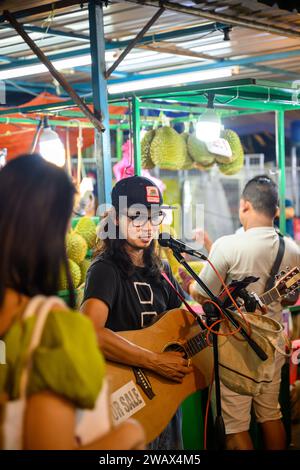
[275,110,286,234]
[105,7,165,79]
[132,96,141,176]
[89,0,112,205]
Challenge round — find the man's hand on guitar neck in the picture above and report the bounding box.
[81,298,193,383]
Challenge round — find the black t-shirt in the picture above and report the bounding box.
[83,255,183,331]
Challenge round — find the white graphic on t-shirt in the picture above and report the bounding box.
[133,282,158,327]
[133,282,153,304]
[141,311,158,327]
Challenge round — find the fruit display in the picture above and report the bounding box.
[141,124,244,175]
[58,217,98,302]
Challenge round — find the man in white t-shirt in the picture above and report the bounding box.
[188,175,300,450]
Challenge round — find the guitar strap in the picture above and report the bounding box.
[161,271,199,321]
[264,232,285,292]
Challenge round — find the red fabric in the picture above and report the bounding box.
[0,92,126,160]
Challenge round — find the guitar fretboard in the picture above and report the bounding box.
[260,287,280,306]
[186,331,208,358]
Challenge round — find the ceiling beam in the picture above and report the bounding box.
[133,1,300,39]
[138,41,219,61]
[0,0,84,23]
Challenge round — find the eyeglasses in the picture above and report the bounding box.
[126,211,166,227]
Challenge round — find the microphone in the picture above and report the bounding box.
[158,233,207,260]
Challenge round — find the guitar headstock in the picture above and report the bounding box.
[275,266,300,297]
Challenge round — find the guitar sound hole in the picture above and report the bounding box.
[164,343,187,358]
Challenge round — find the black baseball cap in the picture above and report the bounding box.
[111,176,172,210]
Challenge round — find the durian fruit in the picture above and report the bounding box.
[150,126,189,171]
[59,259,81,290]
[181,133,194,170]
[74,216,97,249]
[66,232,88,265]
[80,258,91,283]
[187,135,215,167]
[141,129,155,169]
[215,129,239,164]
[217,129,244,175]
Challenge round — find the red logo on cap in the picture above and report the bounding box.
[146,186,160,203]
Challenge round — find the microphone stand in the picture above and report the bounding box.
[171,248,268,450]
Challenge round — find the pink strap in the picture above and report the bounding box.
[161,271,199,320]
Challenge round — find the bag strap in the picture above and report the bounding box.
[19,296,66,398]
[161,271,199,321]
[265,232,285,292]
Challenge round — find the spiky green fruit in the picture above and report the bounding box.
[74,217,97,249]
[150,127,189,170]
[187,135,215,166]
[66,231,88,264]
[59,259,81,290]
[80,258,91,283]
[141,129,155,169]
[218,129,244,175]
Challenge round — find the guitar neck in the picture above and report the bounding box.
[185,330,208,358]
[259,286,280,306]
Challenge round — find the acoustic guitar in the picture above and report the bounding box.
[106,267,300,444]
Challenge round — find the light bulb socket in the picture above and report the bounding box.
[223,27,231,41]
[207,92,215,109]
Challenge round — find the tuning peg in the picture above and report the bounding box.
[286,266,290,271]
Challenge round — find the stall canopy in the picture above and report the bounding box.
[0,92,125,159]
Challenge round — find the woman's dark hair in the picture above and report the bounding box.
[0,154,76,308]
[95,212,162,282]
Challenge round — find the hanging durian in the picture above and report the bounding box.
[141,129,155,169]
[217,129,244,175]
[150,126,189,171]
[187,135,216,167]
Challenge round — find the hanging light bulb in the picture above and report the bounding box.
[196,93,222,143]
[39,117,66,167]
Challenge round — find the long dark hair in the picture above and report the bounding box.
[96,212,163,282]
[0,154,76,308]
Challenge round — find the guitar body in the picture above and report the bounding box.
[106,308,213,444]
